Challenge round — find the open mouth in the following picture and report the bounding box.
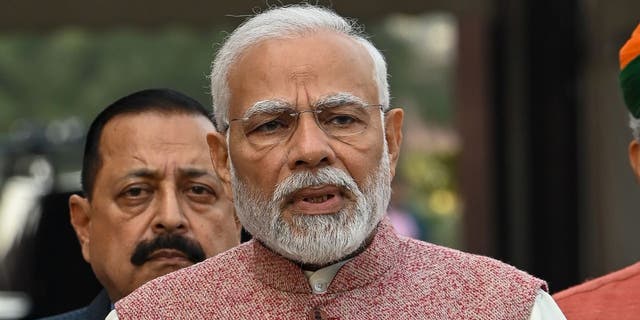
[286,185,345,215]
[302,194,335,203]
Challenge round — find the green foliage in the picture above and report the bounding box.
[398,150,460,247]
[0,27,226,133]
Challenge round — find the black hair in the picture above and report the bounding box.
[81,88,213,199]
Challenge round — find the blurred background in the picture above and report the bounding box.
[0,0,638,318]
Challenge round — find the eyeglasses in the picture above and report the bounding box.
[229,103,384,147]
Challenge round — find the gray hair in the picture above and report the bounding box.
[210,4,390,132]
[630,113,640,141]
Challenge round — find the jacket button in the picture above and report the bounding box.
[309,306,328,320]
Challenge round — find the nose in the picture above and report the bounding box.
[286,112,336,170]
[151,188,188,235]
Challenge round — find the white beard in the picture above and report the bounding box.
[230,143,392,265]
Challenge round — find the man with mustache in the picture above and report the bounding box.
[110,5,565,319]
[40,88,241,319]
[552,23,640,320]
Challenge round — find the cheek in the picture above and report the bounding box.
[88,220,139,290]
[230,145,284,191]
[337,136,384,185]
[343,155,379,187]
[90,211,145,261]
[93,224,136,261]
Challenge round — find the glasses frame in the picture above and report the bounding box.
[227,103,386,147]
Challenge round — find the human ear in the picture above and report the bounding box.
[69,194,92,263]
[384,108,404,178]
[629,140,640,182]
[207,131,231,185]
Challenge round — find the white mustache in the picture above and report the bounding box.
[271,167,359,205]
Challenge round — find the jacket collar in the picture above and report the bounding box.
[248,217,400,294]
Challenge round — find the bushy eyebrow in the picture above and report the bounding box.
[242,92,367,117]
[243,100,292,118]
[313,93,366,109]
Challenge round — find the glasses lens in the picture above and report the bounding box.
[243,110,296,146]
[316,104,370,137]
[238,104,376,146]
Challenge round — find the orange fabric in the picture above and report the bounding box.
[620,24,640,70]
[553,261,640,320]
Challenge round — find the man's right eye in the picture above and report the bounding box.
[121,186,150,199]
[116,185,152,211]
[247,112,293,135]
[253,119,286,133]
[125,187,143,197]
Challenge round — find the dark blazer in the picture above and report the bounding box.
[38,290,111,320]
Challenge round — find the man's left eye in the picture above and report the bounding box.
[189,185,211,194]
[327,115,356,126]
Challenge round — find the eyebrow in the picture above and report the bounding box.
[178,167,214,179]
[243,100,292,118]
[124,169,159,180]
[243,93,367,117]
[313,93,367,109]
[122,168,213,180]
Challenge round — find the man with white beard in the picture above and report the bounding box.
[109,4,565,319]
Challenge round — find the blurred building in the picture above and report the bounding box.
[0,119,101,319]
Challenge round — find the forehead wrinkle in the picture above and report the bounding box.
[130,155,148,165]
[153,138,194,147]
[288,67,316,83]
[124,150,208,174]
[293,78,316,111]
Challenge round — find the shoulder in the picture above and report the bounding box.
[115,241,255,316]
[39,290,111,320]
[139,240,252,291]
[382,236,546,318]
[553,261,640,318]
[170,240,251,276]
[405,237,544,283]
[37,307,88,320]
[396,236,546,294]
[554,261,640,299]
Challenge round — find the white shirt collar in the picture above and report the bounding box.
[303,259,350,294]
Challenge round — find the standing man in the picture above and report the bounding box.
[40,88,241,319]
[553,23,640,319]
[111,5,565,319]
